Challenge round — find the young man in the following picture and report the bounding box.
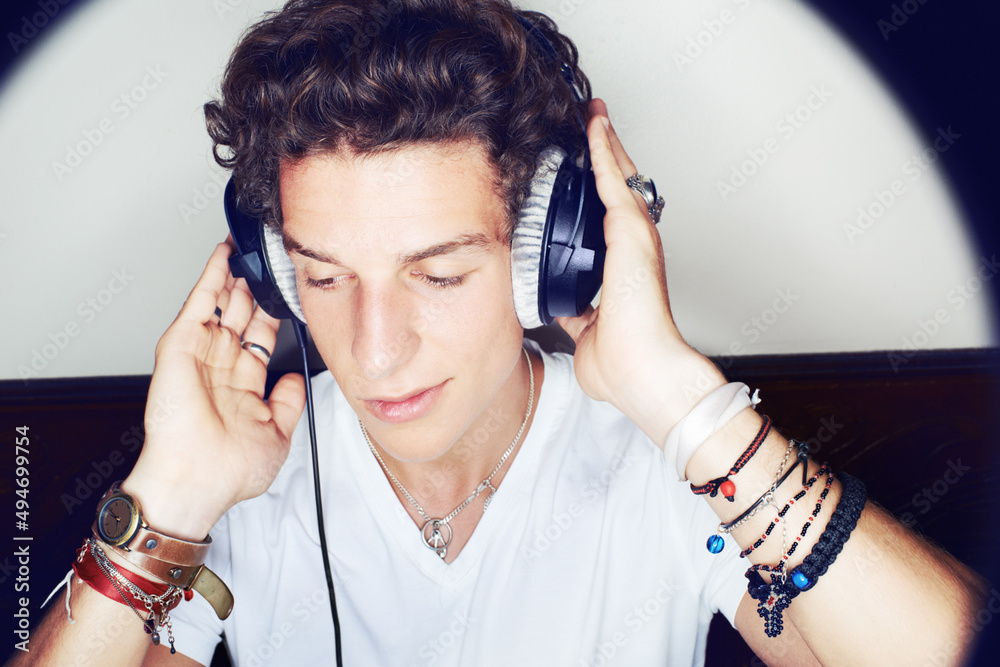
[22,1,984,665]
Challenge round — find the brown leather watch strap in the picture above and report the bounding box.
[126,523,212,564]
[100,535,205,588]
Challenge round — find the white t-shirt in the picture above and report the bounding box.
[170,345,748,666]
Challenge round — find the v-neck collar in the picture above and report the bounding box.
[345,345,560,586]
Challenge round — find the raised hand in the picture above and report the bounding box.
[555,99,726,447]
[123,240,306,540]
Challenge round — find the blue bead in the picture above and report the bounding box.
[791,570,812,590]
[706,535,725,554]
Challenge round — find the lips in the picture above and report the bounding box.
[361,380,448,424]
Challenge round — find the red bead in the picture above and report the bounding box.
[720,479,736,499]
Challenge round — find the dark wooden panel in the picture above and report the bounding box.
[3,349,998,664]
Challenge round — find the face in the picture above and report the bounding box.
[280,141,525,462]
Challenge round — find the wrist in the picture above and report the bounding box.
[121,473,219,543]
[615,345,727,447]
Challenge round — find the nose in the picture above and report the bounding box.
[351,282,420,380]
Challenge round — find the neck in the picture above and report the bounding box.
[370,349,542,517]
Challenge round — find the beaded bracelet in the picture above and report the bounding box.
[706,440,807,554]
[744,471,867,638]
[740,465,833,558]
[691,415,772,502]
[718,440,809,534]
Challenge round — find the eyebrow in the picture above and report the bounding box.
[283,231,496,266]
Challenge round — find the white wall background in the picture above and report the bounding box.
[1,0,994,381]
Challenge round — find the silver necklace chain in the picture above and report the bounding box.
[361,348,535,559]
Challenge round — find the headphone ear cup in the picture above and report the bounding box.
[511,147,566,329]
[224,178,306,324]
[511,148,607,329]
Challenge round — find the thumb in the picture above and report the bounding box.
[555,306,596,344]
[268,372,307,439]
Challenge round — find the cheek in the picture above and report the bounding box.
[430,262,519,344]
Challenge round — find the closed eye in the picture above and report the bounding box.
[416,272,466,288]
[304,275,351,290]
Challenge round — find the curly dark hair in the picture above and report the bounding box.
[204,0,591,243]
[205,0,590,240]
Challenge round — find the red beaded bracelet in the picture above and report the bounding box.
[690,415,772,502]
[740,465,833,558]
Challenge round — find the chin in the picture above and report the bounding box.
[364,423,462,463]
[363,415,462,463]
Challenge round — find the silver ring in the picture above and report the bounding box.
[626,173,665,224]
[241,341,272,362]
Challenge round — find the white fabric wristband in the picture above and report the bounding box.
[663,382,761,481]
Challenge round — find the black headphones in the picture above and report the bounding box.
[224,16,607,330]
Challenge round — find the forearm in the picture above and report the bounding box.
[686,400,984,665]
[9,477,217,667]
[8,573,152,667]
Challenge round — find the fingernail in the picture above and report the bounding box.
[601,116,610,131]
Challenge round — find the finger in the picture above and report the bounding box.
[586,112,643,218]
[589,99,637,177]
[177,242,235,325]
[240,306,282,365]
[214,236,241,325]
[555,306,596,344]
[221,273,256,334]
[214,272,237,324]
[267,372,307,440]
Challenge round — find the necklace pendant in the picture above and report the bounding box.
[421,519,452,559]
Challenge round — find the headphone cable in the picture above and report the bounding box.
[293,320,344,667]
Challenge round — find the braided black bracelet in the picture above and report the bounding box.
[745,471,868,638]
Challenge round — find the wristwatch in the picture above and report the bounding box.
[94,481,211,556]
[94,481,143,547]
[93,481,233,619]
